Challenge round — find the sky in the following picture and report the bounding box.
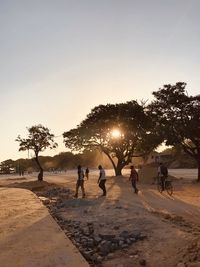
[0,0,200,162]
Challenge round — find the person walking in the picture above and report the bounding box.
[129,165,139,194]
[97,165,106,196]
[74,165,86,198]
[158,162,168,192]
[85,167,89,180]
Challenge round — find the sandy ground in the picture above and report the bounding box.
[0,186,89,267]
[1,171,200,267]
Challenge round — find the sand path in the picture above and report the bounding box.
[1,173,200,267]
[0,187,89,267]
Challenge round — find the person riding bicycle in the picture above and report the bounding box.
[158,162,168,191]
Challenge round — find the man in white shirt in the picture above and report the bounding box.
[97,165,106,196]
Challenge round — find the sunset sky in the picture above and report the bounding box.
[1,0,200,162]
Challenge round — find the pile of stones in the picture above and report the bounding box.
[38,188,147,266]
[42,187,71,198]
[53,217,146,266]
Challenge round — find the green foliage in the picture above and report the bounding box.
[16,124,58,180]
[149,82,200,180]
[63,101,161,175]
[0,159,15,174]
[16,125,58,157]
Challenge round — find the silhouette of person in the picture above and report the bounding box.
[85,167,89,180]
[158,162,168,191]
[74,165,86,198]
[97,165,106,196]
[129,165,139,194]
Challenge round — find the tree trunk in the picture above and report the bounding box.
[102,150,127,176]
[34,156,43,181]
[115,165,122,176]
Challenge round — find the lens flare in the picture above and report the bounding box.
[111,129,121,138]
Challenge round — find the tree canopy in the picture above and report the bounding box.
[16,124,58,181]
[149,82,200,181]
[63,101,161,175]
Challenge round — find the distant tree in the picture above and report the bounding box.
[0,159,15,174]
[16,125,58,181]
[63,101,161,176]
[149,82,200,181]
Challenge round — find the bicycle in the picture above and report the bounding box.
[157,176,173,196]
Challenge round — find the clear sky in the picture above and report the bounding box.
[1,0,200,162]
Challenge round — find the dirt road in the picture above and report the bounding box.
[1,172,200,267]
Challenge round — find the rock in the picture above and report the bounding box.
[87,222,94,226]
[107,253,115,259]
[118,240,123,246]
[115,206,123,209]
[86,239,94,248]
[176,263,185,267]
[82,227,90,236]
[139,259,146,266]
[130,237,136,242]
[189,263,200,267]
[121,244,128,249]
[94,236,102,244]
[38,196,50,204]
[82,250,93,261]
[99,234,116,241]
[98,240,111,256]
[96,255,103,263]
[119,230,130,239]
[126,238,131,244]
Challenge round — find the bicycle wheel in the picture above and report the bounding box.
[166,182,173,196]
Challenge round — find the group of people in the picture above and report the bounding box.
[74,162,169,198]
[74,165,107,198]
[74,164,140,198]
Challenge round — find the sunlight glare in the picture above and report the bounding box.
[111,129,121,138]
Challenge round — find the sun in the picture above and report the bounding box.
[111,129,121,138]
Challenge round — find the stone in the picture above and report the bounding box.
[82,250,93,261]
[38,196,50,205]
[139,259,146,266]
[98,240,111,256]
[94,236,102,244]
[96,255,103,263]
[99,234,116,241]
[119,230,130,239]
[107,253,115,259]
[119,240,124,246]
[189,263,200,267]
[176,263,185,267]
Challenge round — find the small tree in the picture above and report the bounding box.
[0,159,15,174]
[16,125,58,181]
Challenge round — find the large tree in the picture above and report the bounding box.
[16,125,58,181]
[149,82,200,181]
[63,101,160,176]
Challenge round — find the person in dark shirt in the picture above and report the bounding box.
[74,165,86,198]
[85,167,89,180]
[158,162,168,191]
[129,165,139,194]
[97,165,106,196]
